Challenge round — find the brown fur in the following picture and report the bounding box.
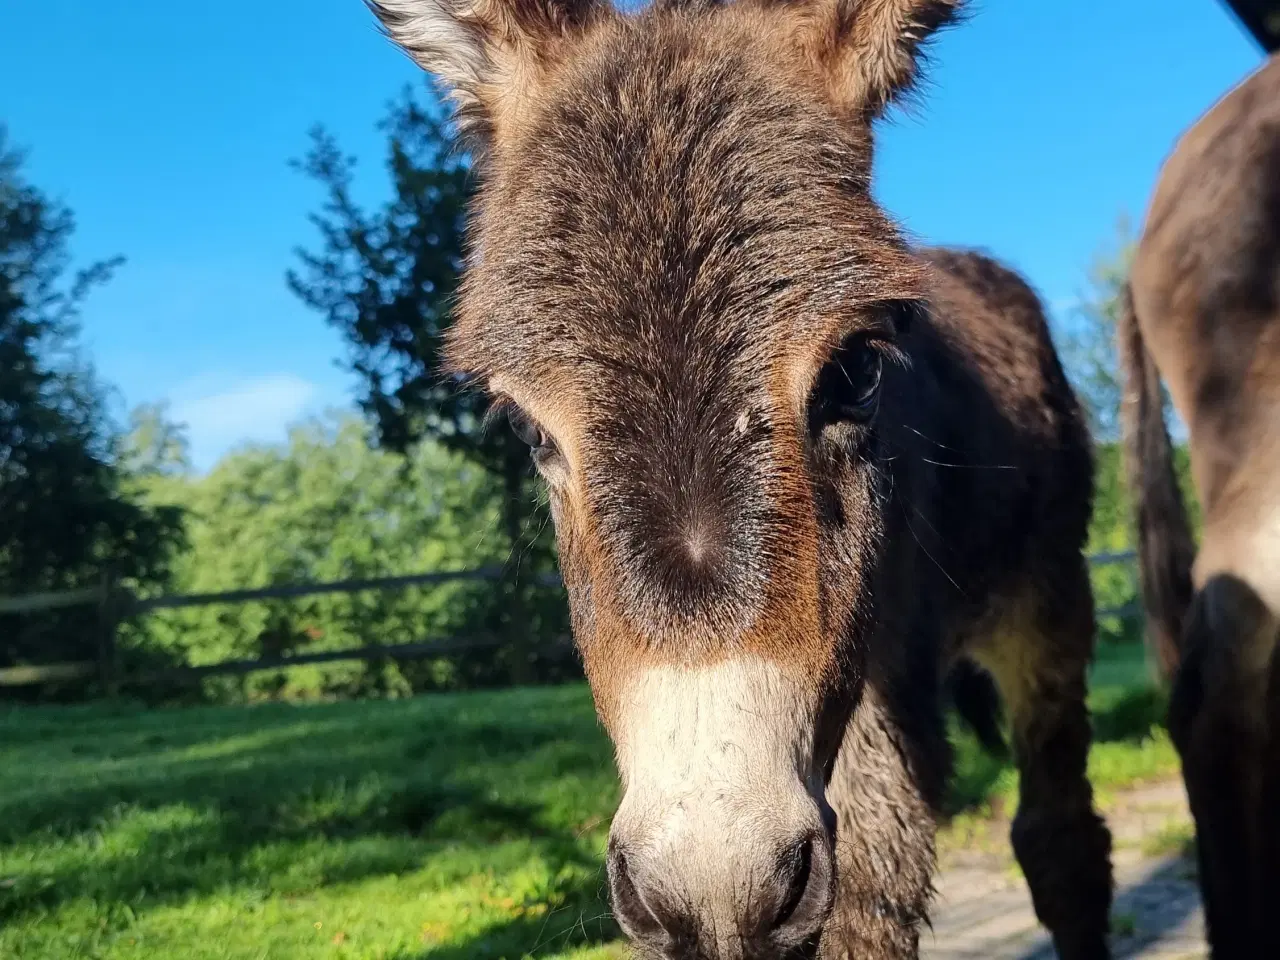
[1120,51,1280,958]
[366,1,1112,956]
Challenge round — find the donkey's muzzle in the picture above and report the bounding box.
[606,829,835,958]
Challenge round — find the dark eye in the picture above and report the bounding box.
[506,405,557,461]
[809,335,884,434]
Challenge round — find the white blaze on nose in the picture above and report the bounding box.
[610,658,823,869]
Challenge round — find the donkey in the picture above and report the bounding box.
[1120,52,1280,959]
[365,0,1113,955]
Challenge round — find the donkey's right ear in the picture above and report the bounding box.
[367,0,611,154]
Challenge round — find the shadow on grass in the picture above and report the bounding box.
[1091,685,1168,744]
[0,688,620,950]
[944,737,1012,817]
[414,869,619,960]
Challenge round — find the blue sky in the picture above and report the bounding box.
[0,0,1263,469]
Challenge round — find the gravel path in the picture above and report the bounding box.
[923,782,1205,959]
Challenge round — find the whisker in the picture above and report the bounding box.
[901,422,960,452]
[884,432,1017,471]
[918,457,1017,471]
[509,499,553,581]
[897,492,967,599]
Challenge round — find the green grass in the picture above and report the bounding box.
[0,643,1175,959]
[1110,911,1138,937]
[0,689,622,960]
[1141,821,1196,859]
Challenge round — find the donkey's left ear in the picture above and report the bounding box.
[758,0,965,119]
[367,0,611,156]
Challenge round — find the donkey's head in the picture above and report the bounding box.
[370,0,960,954]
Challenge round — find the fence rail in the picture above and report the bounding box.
[1086,550,1137,566]
[0,585,110,617]
[0,550,1140,689]
[134,568,563,612]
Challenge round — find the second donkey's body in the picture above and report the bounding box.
[824,247,1111,957]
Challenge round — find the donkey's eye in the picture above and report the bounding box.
[809,336,884,434]
[506,406,556,459]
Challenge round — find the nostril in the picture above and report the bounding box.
[766,833,835,946]
[773,835,814,928]
[606,843,666,940]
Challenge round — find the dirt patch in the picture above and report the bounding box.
[925,779,1203,959]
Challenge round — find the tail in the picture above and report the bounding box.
[1117,283,1196,683]
[945,659,1007,757]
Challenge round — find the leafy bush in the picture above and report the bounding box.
[128,414,569,703]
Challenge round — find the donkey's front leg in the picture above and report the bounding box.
[820,681,947,960]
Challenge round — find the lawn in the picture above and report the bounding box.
[0,642,1175,960]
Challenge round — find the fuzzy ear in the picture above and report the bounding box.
[760,0,964,118]
[366,0,610,151]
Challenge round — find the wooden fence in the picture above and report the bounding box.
[0,567,563,690]
[0,552,1138,691]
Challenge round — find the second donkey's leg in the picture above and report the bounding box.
[973,562,1113,960]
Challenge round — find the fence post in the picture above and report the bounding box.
[97,573,121,698]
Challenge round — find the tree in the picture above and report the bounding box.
[1057,221,1201,650]
[1059,220,1134,441]
[135,413,572,701]
[121,401,191,478]
[289,89,553,680]
[0,128,182,680]
[1060,218,1187,445]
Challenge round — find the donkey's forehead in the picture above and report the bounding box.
[449,13,926,387]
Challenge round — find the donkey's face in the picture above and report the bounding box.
[370,0,959,954]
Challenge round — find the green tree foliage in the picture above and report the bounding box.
[0,129,182,680]
[133,413,572,702]
[1059,220,1134,441]
[120,401,191,478]
[1060,218,1185,444]
[288,89,553,679]
[1061,224,1200,646]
